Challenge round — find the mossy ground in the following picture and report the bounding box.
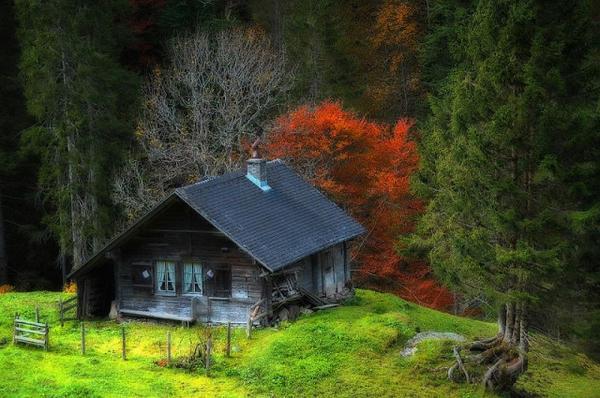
[0,290,597,397]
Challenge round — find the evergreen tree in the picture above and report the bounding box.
[249,1,378,115]
[0,0,29,285]
[411,0,599,390]
[0,0,60,289]
[15,0,139,275]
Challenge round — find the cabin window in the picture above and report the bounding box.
[183,262,203,294]
[131,264,153,289]
[155,260,176,295]
[204,265,231,298]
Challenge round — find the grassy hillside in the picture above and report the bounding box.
[0,290,597,397]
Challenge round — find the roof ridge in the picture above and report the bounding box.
[178,159,286,192]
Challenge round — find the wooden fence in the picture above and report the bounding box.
[59,296,77,326]
[13,313,49,351]
[12,301,234,372]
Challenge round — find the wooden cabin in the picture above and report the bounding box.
[68,151,364,325]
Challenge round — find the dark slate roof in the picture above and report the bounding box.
[175,159,365,271]
[69,159,364,278]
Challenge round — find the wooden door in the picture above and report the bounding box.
[321,250,336,297]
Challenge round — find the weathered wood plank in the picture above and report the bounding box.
[15,327,46,335]
[62,303,77,313]
[14,319,46,327]
[15,336,46,346]
[119,308,193,322]
[117,202,264,324]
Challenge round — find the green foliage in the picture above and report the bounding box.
[0,0,60,288]
[158,0,240,34]
[411,0,600,329]
[0,1,29,174]
[249,0,407,118]
[14,0,140,266]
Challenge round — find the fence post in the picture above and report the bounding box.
[167,331,171,364]
[44,321,49,351]
[35,306,40,323]
[81,322,86,355]
[246,317,252,339]
[59,299,64,327]
[121,326,126,360]
[226,322,231,357]
[13,313,18,344]
[205,336,212,374]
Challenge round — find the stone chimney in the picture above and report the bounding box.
[246,138,270,191]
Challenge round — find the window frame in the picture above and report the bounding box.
[182,261,203,296]
[131,263,154,290]
[154,260,177,296]
[204,264,232,298]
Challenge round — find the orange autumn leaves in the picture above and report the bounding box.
[365,0,423,118]
[267,101,453,310]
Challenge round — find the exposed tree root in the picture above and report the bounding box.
[447,302,529,392]
[448,346,470,383]
[448,337,527,391]
[469,333,502,352]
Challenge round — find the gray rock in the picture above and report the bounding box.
[400,332,466,357]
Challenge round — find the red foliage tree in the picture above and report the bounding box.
[266,101,453,310]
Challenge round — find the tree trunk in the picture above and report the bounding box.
[67,132,84,269]
[449,301,529,392]
[61,49,85,270]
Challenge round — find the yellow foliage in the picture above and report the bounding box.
[63,281,77,293]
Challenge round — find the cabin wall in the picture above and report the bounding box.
[116,201,263,324]
[285,242,349,299]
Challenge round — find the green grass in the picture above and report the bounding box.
[0,290,598,397]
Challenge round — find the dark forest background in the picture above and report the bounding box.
[0,0,434,293]
[1,0,598,360]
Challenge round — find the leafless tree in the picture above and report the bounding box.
[114,28,292,223]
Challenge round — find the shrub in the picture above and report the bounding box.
[0,284,14,294]
[63,281,77,293]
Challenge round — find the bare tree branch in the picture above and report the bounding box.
[113,28,292,224]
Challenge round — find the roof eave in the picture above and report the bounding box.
[67,194,179,279]
[266,228,365,272]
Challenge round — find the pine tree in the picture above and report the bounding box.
[249,0,375,113]
[15,0,139,275]
[412,0,599,390]
[0,0,27,285]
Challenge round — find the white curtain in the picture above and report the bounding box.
[184,263,202,293]
[184,263,193,292]
[166,262,175,291]
[193,264,202,293]
[156,261,175,292]
[156,262,166,291]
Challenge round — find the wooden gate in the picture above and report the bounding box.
[59,296,78,326]
[13,313,49,350]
